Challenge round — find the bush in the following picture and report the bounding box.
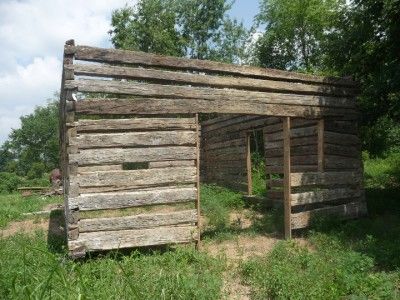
[26,162,46,180]
[0,172,23,193]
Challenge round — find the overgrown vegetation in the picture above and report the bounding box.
[0,193,60,228]
[0,232,226,300]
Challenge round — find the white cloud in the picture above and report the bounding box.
[0,0,134,144]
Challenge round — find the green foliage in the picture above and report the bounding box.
[363,151,400,189]
[110,0,248,63]
[324,0,400,155]
[242,238,399,299]
[0,173,24,194]
[255,0,342,71]
[0,193,60,228]
[0,232,225,299]
[201,184,244,233]
[0,100,59,176]
[110,0,184,56]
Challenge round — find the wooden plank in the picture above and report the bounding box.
[318,119,324,172]
[283,117,292,239]
[66,45,356,87]
[73,98,358,119]
[264,136,317,150]
[69,186,196,210]
[195,113,201,244]
[325,156,362,170]
[324,131,360,145]
[71,118,196,132]
[267,165,317,174]
[69,225,198,251]
[71,131,196,148]
[265,126,317,142]
[79,165,122,173]
[79,210,197,232]
[291,201,367,229]
[291,187,363,206]
[246,133,252,195]
[71,64,357,97]
[148,160,195,168]
[290,171,362,187]
[75,166,196,189]
[66,80,356,109]
[266,155,318,166]
[202,138,245,151]
[70,146,196,165]
[201,115,261,133]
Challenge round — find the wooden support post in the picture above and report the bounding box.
[318,119,325,172]
[283,117,292,239]
[246,133,252,195]
[195,113,201,248]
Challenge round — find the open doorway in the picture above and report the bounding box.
[246,129,267,197]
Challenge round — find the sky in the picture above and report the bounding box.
[0,0,259,145]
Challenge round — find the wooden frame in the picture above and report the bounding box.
[60,40,366,256]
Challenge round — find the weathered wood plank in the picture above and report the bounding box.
[71,64,357,96]
[71,118,196,132]
[283,117,292,239]
[291,187,363,206]
[264,136,317,150]
[148,160,195,168]
[246,134,252,195]
[79,210,197,232]
[264,126,317,142]
[73,98,358,119]
[71,131,196,148]
[266,165,317,174]
[290,171,362,187]
[266,155,318,166]
[291,201,367,229]
[69,186,196,210]
[324,131,360,145]
[66,45,356,87]
[74,166,196,189]
[79,165,122,173]
[70,146,196,165]
[318,119,324,172]
[325,155,362,170]
[66,80,356,109]
[69,225,198,251]
[201,115,262,133]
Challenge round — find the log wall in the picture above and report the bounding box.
[60,40,363,254]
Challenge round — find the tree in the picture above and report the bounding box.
[0,100,59,175]
[255,0,343,72]
[324,0,400,156]
[109,0,248,63]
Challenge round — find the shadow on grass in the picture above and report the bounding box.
[310,187,400,271]
[47,209,66,254]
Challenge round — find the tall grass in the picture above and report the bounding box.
[0,232,226,300]
[0,194,62,228]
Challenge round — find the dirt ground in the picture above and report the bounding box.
[0,208,309,300]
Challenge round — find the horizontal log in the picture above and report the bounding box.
[324,131,360,145]
[266,165,317,174]
[71,131,196,149]
[69,225,198,251]
[291,201,367,229]
[79,210,197,232]
[79,165,122,173]
[148,160,195,168]
[69,186,196,210]
[325,155,362,170]
[264,136,317,150]
[67,45,356,87]
[71,64,357,97]
[324,120,358,135]
[201,115,262,133]
[73,98,358,119]
[202,138,245,151]
[291,187,362,206]
[264,126,317,142]
[65,80,356,109]
[74,166,196,189]
[266,155,318,166]
[70,146,196,165]
[291,171,362,187]
[71,117,196,132]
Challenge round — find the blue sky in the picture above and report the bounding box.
[230,0,259,29]
[0,0,260,146]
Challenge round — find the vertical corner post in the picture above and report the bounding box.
[195,113,201,248]
[246,133,252,196]
[283,117,292,239]
[317,119,325,172]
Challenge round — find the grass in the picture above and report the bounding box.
[0,232,226,300]
[0,193,62,228]
[0,153,399,299]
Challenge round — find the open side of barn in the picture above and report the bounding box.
[60,39,366,258]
